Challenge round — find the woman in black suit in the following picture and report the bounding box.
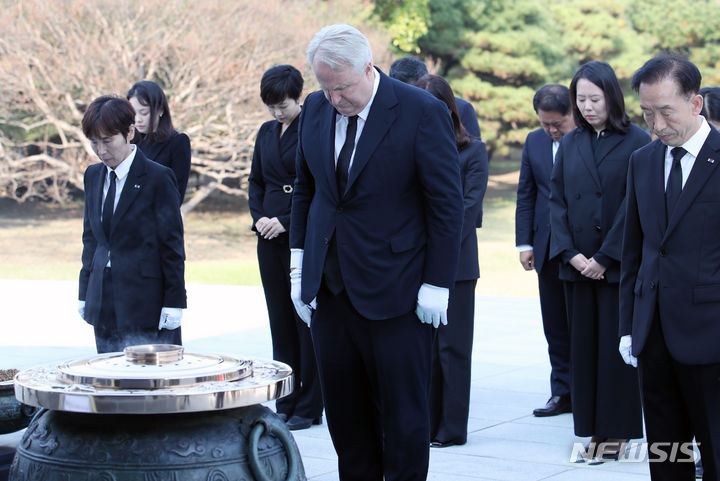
[249,65,323,430]
[550,61,649,462]
[414,74,488,447]
[128,81,191,201]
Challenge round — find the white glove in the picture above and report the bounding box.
[619,335,637,367]
[158,307,182,330]
[415,283,449,328]
[290,249,315,326]
[78,300,86,321]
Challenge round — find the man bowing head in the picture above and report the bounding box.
[289,24,463,481]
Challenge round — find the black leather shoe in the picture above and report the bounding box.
[533,395,571,417]
[286,415,322,431]
[430,439,465,448]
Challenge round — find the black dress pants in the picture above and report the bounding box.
[311,284,432,481]
[639,313,720,481]
[257,235,323,419]
[430,278,476,444]
[537,258,570,397]
[94,267,181,354]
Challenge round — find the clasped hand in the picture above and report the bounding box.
[570,253,606,280]
[255,217,286,240]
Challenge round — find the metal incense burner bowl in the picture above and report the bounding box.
[9,344,305,481]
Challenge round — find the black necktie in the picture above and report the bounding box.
[102,170,117,239]
[665,146,686,220]
[336,115,358,197]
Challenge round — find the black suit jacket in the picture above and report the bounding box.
[248,116,299,232]
[456,139,488,281]
[456,97,481,139]
[549,124,650,282]
[136,131,191,200]
[620,127,720,364]
[79,149,186,330]
[290,69,464,320]
[515,128,556,274]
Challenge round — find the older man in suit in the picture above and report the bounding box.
[516,84,575,417]
[78,95,186,353]
[290,24,463,481]
[620,55,720,480]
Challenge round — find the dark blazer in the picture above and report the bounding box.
[515,128,555,274]
[456,139,488,281]
[290,69,464,320]
[620,128,720,364]
[79,149,186,330]
[549,124,650,282]
[248,116,299,232]
[137,131,191,200]
[456,97,481,139]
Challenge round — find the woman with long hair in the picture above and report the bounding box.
[414,74,488,447]
[550,61,649,462]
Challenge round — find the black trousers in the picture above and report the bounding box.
[639,313,720,481]
[94,267,181,354]
[564,281,643,438]
[537,258,570,397]
[257,236,323,419]
[429,278,476,444]
[312,285,432,481]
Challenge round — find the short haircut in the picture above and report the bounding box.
[569,61,630,134]
[631,54,701,98]
[413,74,470,150]
[389,57,428,84]
[307,24,372,74]
[81,95,135,140]
[127,80,175,143]
[260,65,304,105]
[700,86,720,123]
[533,84,571,115]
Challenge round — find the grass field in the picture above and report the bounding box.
[0,168,540,298]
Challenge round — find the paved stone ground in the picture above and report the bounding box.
[0,279,653,480]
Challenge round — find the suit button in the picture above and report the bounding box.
[575,193,581,199]
[337,206,343,213]
[650,281,656,289]
[594,225,602,232]
[659,248,666,257]
[596,192,602,198]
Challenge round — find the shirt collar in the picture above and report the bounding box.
[355,67,380,123]
[675,116,710,158]
[107,144,137,180]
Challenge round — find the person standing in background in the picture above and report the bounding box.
[413,73,488,448]
[249,65,323,430]
[700,86,720,130]
[549,61,649,462]
[389,56,482,139]
[515,84,575,417]
[128,81,191,201]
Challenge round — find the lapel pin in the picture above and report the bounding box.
[134,184,141,189]
[708,158,715,164]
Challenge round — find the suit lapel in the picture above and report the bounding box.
[346,71,398,195]
[576,130,602,189]
[594,131,623,167]
[111,150,147,233]
[91,165,107,244]
[539,133,554,181]
[313,101,339,201]
[664,129,720,239]
[645,141,668,234]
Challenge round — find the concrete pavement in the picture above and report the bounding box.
[0,279,651,480]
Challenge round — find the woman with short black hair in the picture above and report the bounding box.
[249,65,323,430]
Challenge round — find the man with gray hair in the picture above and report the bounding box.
[290,24,463,480]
